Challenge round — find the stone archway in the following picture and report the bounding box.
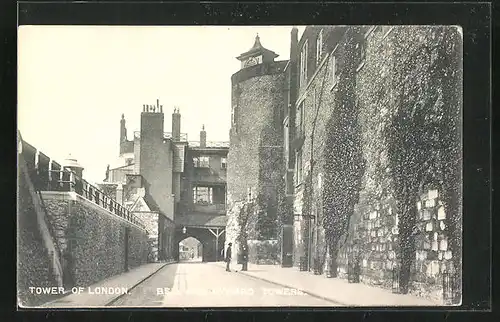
[178,236,203,262]
[174,226,225,263]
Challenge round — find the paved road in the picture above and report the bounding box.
[111,261,335,307]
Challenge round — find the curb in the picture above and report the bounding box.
[105,260,175,306]
[211,263,349,306]
[40,261,176,307]
[237,270,349,306]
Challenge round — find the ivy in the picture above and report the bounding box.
[322,28,366,277]
[386,27,462,295]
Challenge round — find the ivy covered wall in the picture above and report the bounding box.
[289,25,462,303]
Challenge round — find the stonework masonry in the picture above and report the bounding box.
[18,165,57,307]
[227,59,288,264]
[41,192,149,290]
[286,26,462,302]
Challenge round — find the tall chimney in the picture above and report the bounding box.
[200,125,206,148]
[120,114,127,155]
[172,108,181,141]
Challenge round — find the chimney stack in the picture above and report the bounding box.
[172,107,181,141]
[200,125,207,148]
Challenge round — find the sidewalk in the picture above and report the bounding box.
[213,262,441,306]
[42,261,174,307]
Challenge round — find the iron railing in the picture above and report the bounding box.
[20,140,146,231]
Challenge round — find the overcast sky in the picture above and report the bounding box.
[18,26,305,183]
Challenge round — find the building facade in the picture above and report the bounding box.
[227,26,462,303]
[175,126,229,262]
[103,100,188,262]
[104,102,229,263]
[285,25,462,302]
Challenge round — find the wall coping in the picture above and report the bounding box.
[41,191,148,233]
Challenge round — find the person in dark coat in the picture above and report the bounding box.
[225,243,232,272]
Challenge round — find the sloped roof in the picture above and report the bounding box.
[236,34,279,61]
[175,214,227,228]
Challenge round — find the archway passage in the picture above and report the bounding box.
[174,226,225,263]
[178,237,203,263]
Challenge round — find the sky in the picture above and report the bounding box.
[18,26,305,184]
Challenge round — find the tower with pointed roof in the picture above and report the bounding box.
[226,33,289,265]
[236,34,280,69]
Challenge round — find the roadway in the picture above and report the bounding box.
[111,260,335,307]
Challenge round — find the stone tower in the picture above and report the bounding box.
[226,34,288,263]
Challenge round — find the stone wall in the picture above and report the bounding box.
[135,211,160,262]
[226,61,287,263]
[41,192,149,289]
[286,26,462,303]
[17,167,58,307]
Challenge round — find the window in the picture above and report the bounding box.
[297,100,305,137]
[299,40,308,87]
[193,156,209,168]
[193,186,213,204]
[316,30,323,65]
[295,149,303,185]
[221,157,227,169]
[331,54,337,87]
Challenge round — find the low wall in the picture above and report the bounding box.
[247,239,279,264]
[41,191,150,289]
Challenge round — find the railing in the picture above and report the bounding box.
[188,141,230,148]
[134,131,188,142]
[20,139,146,231]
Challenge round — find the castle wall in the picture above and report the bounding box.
[288,25,462,302]
[40,192,149,291]
[226,61,287,264]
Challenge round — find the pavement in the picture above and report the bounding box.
[214,262,442,307]
[37,259,442,307]
[41,261,174,307]
[111,259,335,307]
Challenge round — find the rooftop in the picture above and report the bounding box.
[236,34,279,61]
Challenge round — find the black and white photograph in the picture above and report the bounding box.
[17,24,463,308]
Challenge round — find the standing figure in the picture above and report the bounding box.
[225,243,232,272]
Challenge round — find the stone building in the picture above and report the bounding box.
[284,25,462,302]
[102,100,188,262]
[226,35,288,264]
[175,125,229,262]
[104,101,229,263]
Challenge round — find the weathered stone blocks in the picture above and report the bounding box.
[41,192,149,289]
